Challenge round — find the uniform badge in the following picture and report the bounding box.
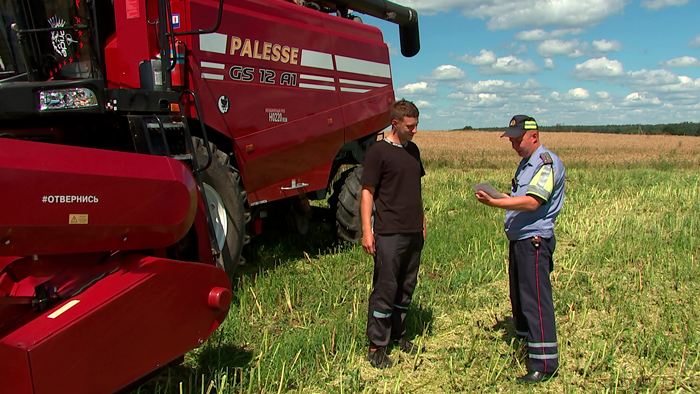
[540,152,553,165]
[510,119,516,127]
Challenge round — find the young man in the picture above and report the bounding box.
[475,115,565,383]
[360,99,426,369]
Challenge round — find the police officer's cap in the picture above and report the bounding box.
[501,115,538,138]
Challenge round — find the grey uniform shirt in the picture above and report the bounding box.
[504,144,565,241]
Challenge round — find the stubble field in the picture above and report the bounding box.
[136,131,700,393]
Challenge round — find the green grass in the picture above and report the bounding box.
[134,157,700,393]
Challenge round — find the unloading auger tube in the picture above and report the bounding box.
[317,0,420,57]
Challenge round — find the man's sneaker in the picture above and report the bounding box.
[396,337,421,355]
[367,346,393,369]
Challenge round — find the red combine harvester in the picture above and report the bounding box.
[0,0,419,392]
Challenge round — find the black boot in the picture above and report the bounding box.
[517,370,556,383]
[367,346,393,369]
[395,337,421,355]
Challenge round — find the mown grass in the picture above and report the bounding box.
[134,132,700,393]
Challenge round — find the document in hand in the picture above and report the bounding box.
[472,182,505,199]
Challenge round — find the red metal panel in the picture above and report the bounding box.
[109,0,158,88]
[104,34,120,88]
[342,93,393,143]
[186,0,391,204]
[0,343,33,394]
[246,161,334,203]
[0,253,230,394]
[233,116,344,194]
[0,139,197,256]
[330,22,393,140]
[320,4,386,43]
[189,0,340,139]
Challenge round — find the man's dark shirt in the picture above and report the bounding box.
[361,139,425,234]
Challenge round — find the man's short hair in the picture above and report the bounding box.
[390,99,419,122]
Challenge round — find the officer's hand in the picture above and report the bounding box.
[362,231,376,255]
[475,190,494,206]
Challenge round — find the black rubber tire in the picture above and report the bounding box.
[332,166,364,243]
[193,137,249,276]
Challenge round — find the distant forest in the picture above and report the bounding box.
[464,122,700,136]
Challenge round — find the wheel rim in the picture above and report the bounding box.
[203,183,228,251]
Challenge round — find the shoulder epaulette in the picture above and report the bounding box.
[540,152,553,165]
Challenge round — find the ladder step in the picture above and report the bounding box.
[171,154,192,161]
[145,121,185,130]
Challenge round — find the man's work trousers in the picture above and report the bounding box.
[366,232,423,347]
[509,236,559,373]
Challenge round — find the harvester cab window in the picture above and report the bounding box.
[0,0,98,81]
[43,0,95,80]
[0,0,21,78]
[0,31,15,78]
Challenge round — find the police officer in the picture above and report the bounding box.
[361,99,426,369]
[475,115,565,383]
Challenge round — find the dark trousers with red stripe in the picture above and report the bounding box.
[367,232,423,348]
[509,236,559,373]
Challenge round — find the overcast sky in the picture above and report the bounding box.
[367,0,700,130]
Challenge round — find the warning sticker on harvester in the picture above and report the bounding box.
[126,0,140,19]
[69,214,89,224]
[48,300,80,319]
[266,108,287,123]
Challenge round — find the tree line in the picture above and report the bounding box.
[463,122,700,136]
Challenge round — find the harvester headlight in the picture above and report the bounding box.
[39,88,98,111]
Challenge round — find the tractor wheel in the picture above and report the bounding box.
[193,137,249,276]
[332,166,364,243]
